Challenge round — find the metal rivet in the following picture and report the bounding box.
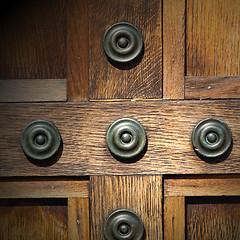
[104,209,144,240]
[106,118,146,160]
[103,22,143,63]
[20,120,61,161]
[192,118,232,158]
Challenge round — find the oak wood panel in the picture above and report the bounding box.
[90,175,162,239]
[67,0,89,101]
[0,199,68,240]
[68,198,89,240]
[186,197,240,240]
[165,178,240,197]
[0,0,66,79]
[186,0,240,76]
[185,76,240,99]
[0,100,240,176]
[164,197,185,240]
[0,79,67,102]
[163,0,185,99]
[88,0,162,99]
[0,180,89,199]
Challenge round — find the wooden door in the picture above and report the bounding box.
[0,0,239,239]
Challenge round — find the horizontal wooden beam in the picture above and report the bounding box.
[164,178,240,197]
[0,180,89,198]
[185,76,240,99]
[0,79,67,102]
[0,100,240,176]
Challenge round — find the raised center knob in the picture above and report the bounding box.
[206,132,218,143]
[35,134,46,146]
[117,37,129,48]
[119,224,130,235]
[121,132,132,143]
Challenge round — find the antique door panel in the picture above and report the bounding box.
[0,0,240,239]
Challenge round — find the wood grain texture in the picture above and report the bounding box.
[0,100,240,176]
[185,76,240,99]
[0,79,67,102]
[186,197,240,240]
[68,198,89,240]
[90,175,162,239]
[67,0,89,101]
[164,197,185,240]
[163,0,185,99]
[0,199,68,240]
[186,0,240,76]
[0,0,66,79]
[88,0,162,99]
[0,180,89,199]
[164,178,240,197]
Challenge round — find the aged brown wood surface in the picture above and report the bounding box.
[185,76,240,99]
[0,199,68,239]
[88,0,162,99]
[0,100,240,176]
[186,197,240,240]
[186,0,240,76]
[163,0,185,99]
[164,178,240,197]
[0,79,67,102]
[164,197,185,240]
[67,0,89,101]
[90,175,162,239]
[68,198,89,240]
[0,0,66,79]
[0,179,89,199]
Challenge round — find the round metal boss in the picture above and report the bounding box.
[106,118,146,159]
[104,209,144,240]
[103,22,143,63]
[20,120,61,161]
[192,118,232,158]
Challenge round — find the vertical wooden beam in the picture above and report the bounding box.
[163,0,185,99]
[68,198,89,240]
[67,0,89,101]
[164,197,185,240]
[90,175,163,239]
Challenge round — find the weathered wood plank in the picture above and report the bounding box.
[163,0,185,99]
[164,197,185,240]
[185,76,240,99]
[165,178,240,197]
[0,79,67,102]
[186,0,240,76]
[0,180,89,199]
[90,175,162,240]
[0,100,240,176]
[0,0,66,79]
[88,0,162,99]
[68,198,89,240]
[67,0,89,101]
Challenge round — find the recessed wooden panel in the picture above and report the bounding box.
[0,198,68,240]
[0,0,66,79]
[186,0,240,76]
[0,100,240,176]
[0,79,67,102]
[88,0,162,99]
[90,175,162,239]
[186,197,240,240]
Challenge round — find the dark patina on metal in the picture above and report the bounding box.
[106,118,146,160]
[103,22,143,63]
[192,118,232,158]
[104,209,144,240]
[20,120,61,161]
